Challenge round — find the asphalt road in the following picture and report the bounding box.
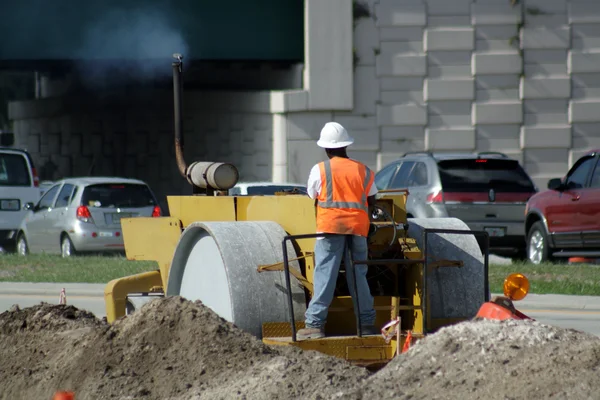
[0,283,599,337]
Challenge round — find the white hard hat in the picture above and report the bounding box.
[317,122,354,149]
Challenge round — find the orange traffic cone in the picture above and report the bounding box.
[402,331,412,353]
[53,391,74,400]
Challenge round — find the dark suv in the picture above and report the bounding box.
[376,151,538,257]
[524,149,600,264]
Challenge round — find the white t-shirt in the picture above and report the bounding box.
[306,163,378,200]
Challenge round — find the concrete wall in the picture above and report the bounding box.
[9,0,600,199]
[281,0,600,190]
[8,91,274,210]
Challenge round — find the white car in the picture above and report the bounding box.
[0,144,41,252]
[16,177,162,257]
[228,181,307,195]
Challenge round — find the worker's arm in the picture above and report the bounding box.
[367,195,376,208]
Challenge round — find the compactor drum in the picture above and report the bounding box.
[166,221,306,338]
[104,54,492,368]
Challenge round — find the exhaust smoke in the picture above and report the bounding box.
[74,7,190,88]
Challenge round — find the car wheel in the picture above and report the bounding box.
[61,235,76,258]
[16,235,28,256]
[527,221,550,264]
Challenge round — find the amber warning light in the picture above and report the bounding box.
[503,273,530,301]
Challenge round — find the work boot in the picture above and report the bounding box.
[296,326,325,340]
[361,325,380,336]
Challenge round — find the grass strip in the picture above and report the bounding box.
[1,255,599,296]
[0,254,157,283]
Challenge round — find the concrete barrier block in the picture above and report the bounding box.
[428,100,472,128]
[524,99,568,125]
[569,100,600,123]
[354,17,379,66]
[424,0,472,16]
[377,53,427,76]
[381,90,424,105]
[473,102,523,124]
[520,126,572,149]
[471,3,522,25]
[476,26,519,40]
[524,148,569,176]
[520,77,571,99]
[473,53,523,75]
[286,112,333,140]
[344,129,380,151]
[381,77,424,91]
[354,66,379,114]
[380,27,424,41]
[572,123,600,148]
[424,28,474,51]
[476,125,521,151]
[524,0,567,14]
[568,52,600,74]
[376,0,426,27]
[424,78,475,101]
[425,128,476,151]
[521,27,570,49]
[377,104,428,126]
[569,2,600,24]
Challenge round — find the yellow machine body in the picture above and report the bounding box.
[104,191,441,365]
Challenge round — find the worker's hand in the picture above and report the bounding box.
[370,207,384,220]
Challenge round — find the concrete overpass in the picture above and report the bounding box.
[4,0,600,208]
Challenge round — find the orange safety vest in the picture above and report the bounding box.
[316,157,374,237]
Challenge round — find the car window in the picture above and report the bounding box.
[375,163,399,190]
[437,159,536,193]
[37,185,60,210]
[406,162,428,187]
[81,183,157,208]
[389,161,415,188]
[0,153,30,187]
[565,156,595,189]
[55,184,76,208]
[590,158,600,188]
[245,185,307,195]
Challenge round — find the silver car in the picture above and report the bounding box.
[375,152,538,258]
[16,177,161,257]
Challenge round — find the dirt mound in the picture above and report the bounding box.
[2,298,600,400]
[0,303,101,335]
[0,297,369,400]
[342,319,600,400]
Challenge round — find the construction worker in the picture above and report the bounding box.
[297,122,378,340]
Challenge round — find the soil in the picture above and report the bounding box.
[0,298,599,400]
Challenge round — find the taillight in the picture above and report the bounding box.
[426,191,443,203]
[152,205,161,217]
[32,168,39,187]
[76,206,94,223]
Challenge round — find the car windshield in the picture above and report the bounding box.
[245,185,307,195]
[437,159,536,193]
[81,183,156,208]
[0,153,30,186]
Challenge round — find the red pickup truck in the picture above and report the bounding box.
[524,149,600,264]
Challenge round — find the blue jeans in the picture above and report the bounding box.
[304,234,376,329]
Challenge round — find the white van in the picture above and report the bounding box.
[0,133,41,252]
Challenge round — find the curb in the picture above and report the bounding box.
[0,283,106,298]
[493,293,600,312]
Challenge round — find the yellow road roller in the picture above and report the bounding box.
[104,54,497,368]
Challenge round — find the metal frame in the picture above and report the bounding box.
[281,229,490,342]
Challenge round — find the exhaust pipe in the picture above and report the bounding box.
[172,53,187,178]
[171,54,239,194]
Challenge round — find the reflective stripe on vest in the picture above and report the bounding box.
[317,159,372,213]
